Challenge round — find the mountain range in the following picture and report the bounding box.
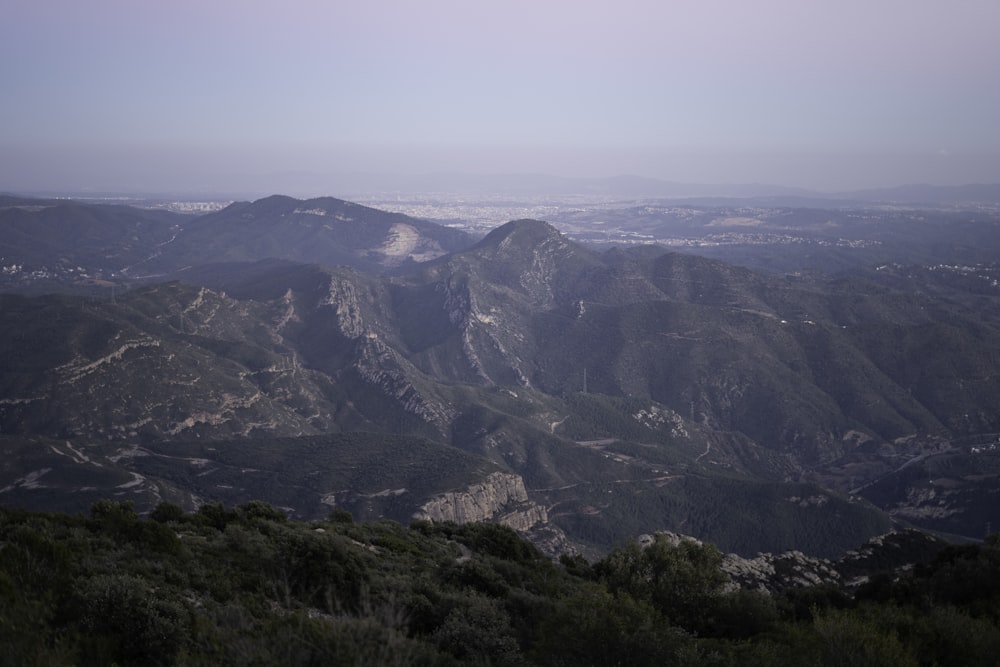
[2,193,999,558]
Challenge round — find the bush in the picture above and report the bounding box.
[74,573,188,666]
[235,500,286,523]
[194,502,235,530]
[89,499,138,537]
[597,535,728,634]
[150,502,185,523]
[433,593,521,666]
[813,608,917,667]
[533,585,690,667]
[329,507,354,524]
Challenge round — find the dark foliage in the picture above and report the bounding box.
[2,502,999,665]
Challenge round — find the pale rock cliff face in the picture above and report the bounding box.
[352,337,456,434]
[436,276,531,387]
[497,501,549,532]
[515,233,572,310]
[375,223,448,266]
[637,531,842,594]
[721,550,841,593]
[322,275,369,339]
[438,277,492,384]
[415,472,537,525]
[414,471,573,556]
[318,274,456,433]
[272,288,301,336]
[488,224,576,310]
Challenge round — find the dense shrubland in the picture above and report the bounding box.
[1,500,998,666]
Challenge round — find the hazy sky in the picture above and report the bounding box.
[2,0,999,193]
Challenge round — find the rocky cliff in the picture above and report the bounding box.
[414,472,541,525]
[639,529,948,595]
[414,471,572,555]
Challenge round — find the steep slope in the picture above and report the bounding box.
[0,285,360,441]
[388,220,662,388]
[384,221,1000,460]
[3,220,999,554]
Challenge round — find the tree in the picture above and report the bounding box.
[74,573,188,666]
[235,500,286,523]
[432,592,521,666]
[598,535,728,633]
[150,502,185,523]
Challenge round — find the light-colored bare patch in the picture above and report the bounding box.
[117,472,146,489]
[0,468,52,492]
[380,223,420,257]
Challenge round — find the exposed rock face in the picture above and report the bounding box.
[351,337,456,434]
[0,285,347,443]
[414,471,573,556]
[637,529,948,595]
[415,472,539,525]
[376,222,449,266]
[322,274,370,339]
[497,501,549,532]
[633,531,839,593]
[721,550,841,593]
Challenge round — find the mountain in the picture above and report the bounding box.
[0,196,185,292]
[391,222,1000,456]
[5,217,1000,555]
[143,194,472,275]
[0,194,475,291]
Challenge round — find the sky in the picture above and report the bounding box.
[2,0,999,194]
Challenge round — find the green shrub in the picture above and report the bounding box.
[74,573,188,666]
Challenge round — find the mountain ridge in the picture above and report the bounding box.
[3,193,999,554]
[0,194,476,292]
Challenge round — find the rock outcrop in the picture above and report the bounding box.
[637,529,947,595]
[414,471,574,556]
[415,472,540,525]
[721,550,841,593]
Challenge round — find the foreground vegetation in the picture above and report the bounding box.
[2,501,999,666]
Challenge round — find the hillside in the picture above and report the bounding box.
[2,502,998,666]
[145,194,473,274]
[0,196,185,292]
[0,194,475,292]
[4,216,1000,554]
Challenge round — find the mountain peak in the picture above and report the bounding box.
[475,219,564,250]
[222,195,354,218]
